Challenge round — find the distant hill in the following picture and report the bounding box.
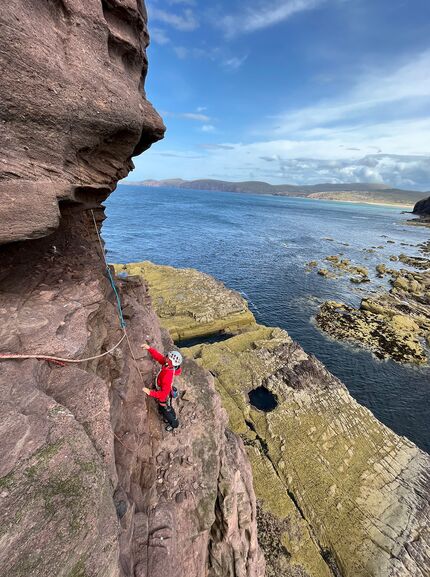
[125,178,427,207]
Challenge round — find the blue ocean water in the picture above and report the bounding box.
[103,185,430,453]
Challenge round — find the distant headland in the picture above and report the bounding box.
[124,178,428,208]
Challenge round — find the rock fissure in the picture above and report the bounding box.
[245,415,344,577]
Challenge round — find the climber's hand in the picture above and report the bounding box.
[141,343,150,350]
[142,387,151,395]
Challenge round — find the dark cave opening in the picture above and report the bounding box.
[248,386,278,412]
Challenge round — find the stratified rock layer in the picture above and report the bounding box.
[136,261,430,577]
[114,261,256,341]
[185,328,430,577]
[0,0,165,244]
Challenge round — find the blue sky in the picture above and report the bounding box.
[128,0,430,190]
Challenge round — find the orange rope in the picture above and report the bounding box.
[0,332,127,364]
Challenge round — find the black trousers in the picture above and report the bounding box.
[158,403,179,429]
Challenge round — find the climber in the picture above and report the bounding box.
[141,343,182,431]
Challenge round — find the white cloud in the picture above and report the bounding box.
[132,47,430,191]
[180,112,211,122]
[201,124,216,132]
[222,55,248,71]
[200,144,235,150]
[173,46,189,59]
[148,5,199,31]
[258,154,430,189]
[162,110,215,124]
[269,50,430,139]
[151,27,171,45]
[167,0,196,5]
[132,143,430,190]
[221,0,326,37]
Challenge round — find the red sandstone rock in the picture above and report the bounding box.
[0,3,264,575]
[0,0,164,244]
[0,218,265,576]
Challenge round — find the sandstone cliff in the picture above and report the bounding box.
[0,3,264,577]
[132,261,430,577]
[0,0,164,245]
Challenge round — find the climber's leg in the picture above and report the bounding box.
[158,404,179,429]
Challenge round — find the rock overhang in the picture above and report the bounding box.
[0,0,165,245]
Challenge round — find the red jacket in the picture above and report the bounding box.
[148,347,182,403]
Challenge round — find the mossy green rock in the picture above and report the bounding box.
[183,327,430,577]
[114,261,256,341]
[317,262,430,365]
[316,301,427,364]
[129,260,430,576]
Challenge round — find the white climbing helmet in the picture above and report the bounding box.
[167,350,183,367]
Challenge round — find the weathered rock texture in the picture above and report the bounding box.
[0,3,264,576]
[134,261,430,577]
[0,0,164,245]
[114,261,256,342]
[0,214,264,577]
[185,328,430,577]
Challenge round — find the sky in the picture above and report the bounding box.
[127,0,430,190]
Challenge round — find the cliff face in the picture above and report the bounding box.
[0,3,264,577]
[133,261,430,577]
[0,0,164,245]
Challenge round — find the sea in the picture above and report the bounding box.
[103,184,430,453]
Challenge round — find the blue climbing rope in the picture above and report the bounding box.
[90,209,127,329]
[106,264,126,328]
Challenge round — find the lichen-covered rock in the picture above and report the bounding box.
[315,256,371,282]
[316,300,428,364]
[350,275,370,283]
[398,253,430,270]
[316,260,430,364]
[318,268,335,278]
[0,0,164,245]
[182,326,430,577]
[114,261,256,341]
[305,260,318,268]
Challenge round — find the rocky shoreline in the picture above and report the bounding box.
[122,260,430,577]
[312,240,430,365]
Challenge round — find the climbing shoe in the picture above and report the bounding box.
[165,425,173,432]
